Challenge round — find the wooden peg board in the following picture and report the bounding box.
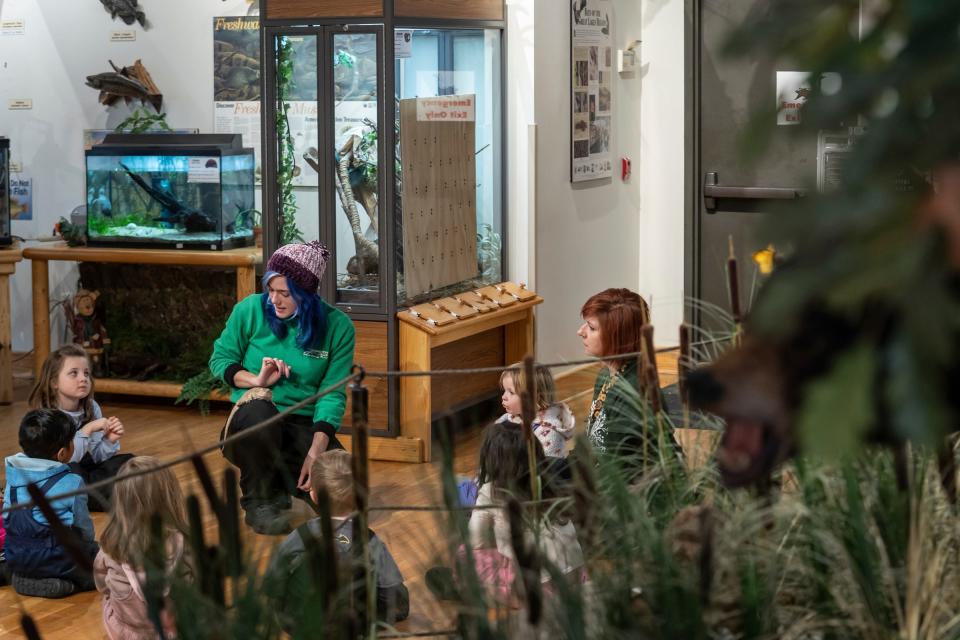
[399,96,478,297]
[398,282,541,333]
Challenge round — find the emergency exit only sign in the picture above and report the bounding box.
[416,95,475,122]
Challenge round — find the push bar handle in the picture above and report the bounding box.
[704,172,805,213]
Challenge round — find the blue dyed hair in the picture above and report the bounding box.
[261,272,327,350]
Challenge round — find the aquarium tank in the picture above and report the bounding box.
[85,134,255,250]
[0,137,10,246]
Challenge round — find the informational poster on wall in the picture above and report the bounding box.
[213,16,262,181]
[10,176,31,220]
[571,0,613,182]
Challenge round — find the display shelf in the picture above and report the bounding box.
[0,244,23,403]
[22,243,262,392]
[398,290,542,462]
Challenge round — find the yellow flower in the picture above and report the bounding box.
[752,245,776,275]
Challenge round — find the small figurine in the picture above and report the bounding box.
[64,288,111,377]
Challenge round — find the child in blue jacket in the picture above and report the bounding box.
[3,409,99,598]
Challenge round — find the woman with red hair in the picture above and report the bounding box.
[577,288,676,471]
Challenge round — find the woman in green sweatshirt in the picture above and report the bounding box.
[210,241,355,535]
[577,288,679,476]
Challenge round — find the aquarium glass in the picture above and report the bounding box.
[274,33,320,248]
[85,145,255,250]
[0,138,9,244]
[333,32,380,306]
[395,28,503,307]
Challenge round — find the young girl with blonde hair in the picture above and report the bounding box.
[498,363,575,458]
[94,456,192,640]
[30,344,134,510]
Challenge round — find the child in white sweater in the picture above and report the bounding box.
[498,363,575,458]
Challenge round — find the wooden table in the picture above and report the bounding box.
[397,295,542,462]
[22,243,261,397]
[0,244,23,404]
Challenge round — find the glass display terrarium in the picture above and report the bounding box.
[261,2,506,438]
[84,134,256,250]
[394,28,503,308]
[0,137,10,246]
[263,25,503,312]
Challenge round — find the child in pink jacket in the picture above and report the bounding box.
[93,457,192,639]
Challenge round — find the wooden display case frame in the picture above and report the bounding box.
[262,0,503,21]
[258,3,510,461]
[0,244,23,404]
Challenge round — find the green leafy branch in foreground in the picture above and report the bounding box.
[176,368,229,416]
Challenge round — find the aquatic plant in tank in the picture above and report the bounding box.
[84,134,256,250]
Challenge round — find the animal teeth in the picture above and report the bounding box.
[716,447,752,474]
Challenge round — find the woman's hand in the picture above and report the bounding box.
[297,431,330,491]
[104,417,124,443]
[254,357,292,387]
[80,418,110,437]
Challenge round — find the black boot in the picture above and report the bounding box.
[243,500,292,536]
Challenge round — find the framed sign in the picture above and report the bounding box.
[571,0,613,182]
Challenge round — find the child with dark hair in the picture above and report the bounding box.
[430,421,585,605]
[0,494,7,586]
[3,409,99,598]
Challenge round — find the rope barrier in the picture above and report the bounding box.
[362,348,670,379]
[1,345,693,515]
[378,630,459,638]
[1,371,361,516]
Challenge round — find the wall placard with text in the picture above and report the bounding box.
[571,0,613,182]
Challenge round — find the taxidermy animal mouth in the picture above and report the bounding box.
[715,416,781,488]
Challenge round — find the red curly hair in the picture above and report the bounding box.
[580,288,650,359]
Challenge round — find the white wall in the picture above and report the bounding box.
[526,0,686,366]
[532,0,642,365]
[0,0,688,360]
[638,0,686,345]
[0,0,256,352]
[506,0,536,289]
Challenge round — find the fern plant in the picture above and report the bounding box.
[176,368,229,416]
[114,107,172,134]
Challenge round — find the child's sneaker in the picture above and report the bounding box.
[12,574,77,599]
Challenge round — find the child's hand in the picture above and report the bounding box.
[81,417,110,436]
[104,417,124,443]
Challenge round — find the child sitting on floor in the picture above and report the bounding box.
[95,456,193,640]
[3,409,99,598]
[498,363,575,458]
[30,344,134,511]
[430,421,585,605]
[0,494,7,586]
[267,449,410,629]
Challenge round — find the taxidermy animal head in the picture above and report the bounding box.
[688,165,960,493]
[686,306,856,488]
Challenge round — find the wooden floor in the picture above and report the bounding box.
[0,350,699,639]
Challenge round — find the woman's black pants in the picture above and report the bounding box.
[221,393,342,509]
